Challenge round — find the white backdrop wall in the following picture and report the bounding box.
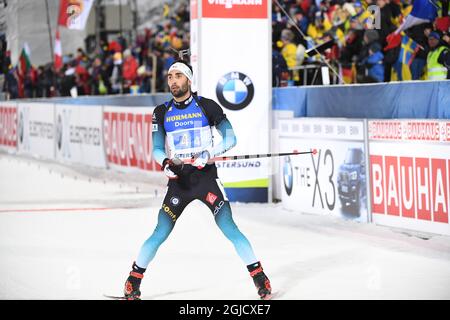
[190,0,271,202]
[55,104,106,168]
[17,102,55,159]
[279,118,370,223]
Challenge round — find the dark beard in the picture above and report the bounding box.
[170,83,189,98]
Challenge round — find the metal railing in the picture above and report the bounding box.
[288,63,342,86]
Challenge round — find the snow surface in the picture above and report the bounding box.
[1,153,450,300]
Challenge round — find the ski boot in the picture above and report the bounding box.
[247,261,272,300]
[123,262,146,300]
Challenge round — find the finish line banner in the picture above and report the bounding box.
[190,0,271,202]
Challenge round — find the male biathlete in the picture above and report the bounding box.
[122,60,272,300]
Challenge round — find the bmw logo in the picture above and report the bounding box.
[283,156,293,196]
[216,72,254,111]
[170,196,180,207]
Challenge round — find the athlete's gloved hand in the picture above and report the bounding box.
[192,150,211,169]
[162,158,184,179]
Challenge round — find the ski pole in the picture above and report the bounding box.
[182,149,317,165]
[209,149,317,162]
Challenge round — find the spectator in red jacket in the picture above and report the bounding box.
[122,49,138,93]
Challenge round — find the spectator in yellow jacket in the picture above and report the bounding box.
[280,29,299,83]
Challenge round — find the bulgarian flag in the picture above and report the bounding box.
[18,43,31,77]
[54,28,63,71]
[58,0,94,30]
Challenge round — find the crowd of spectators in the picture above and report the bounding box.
[1,1,190,99]
[272,0,450,86]
[1,0,450,99]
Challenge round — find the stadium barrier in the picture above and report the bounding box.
[274,116,450,236]
[0,101,161,175]
[1,80,450,235]
[277,117,370,224]
[368,119,450,236]
[273,80,450,119]
[1,99,269,202]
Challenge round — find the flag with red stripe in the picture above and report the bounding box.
[18,43,31,77]
[16,43,31,98]
[54,28,63,71]
[58,0,93,30]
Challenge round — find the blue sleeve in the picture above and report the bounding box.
[152,106,167,166]
[152,127,167,166]
[212,118,237,157]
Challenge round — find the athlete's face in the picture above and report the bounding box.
[168,70,191,99]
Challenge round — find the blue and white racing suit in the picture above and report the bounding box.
[135,94,258,269]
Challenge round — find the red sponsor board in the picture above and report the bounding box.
[370,155,384,214]
[368,121,402,140]
[385,156,400,216]
[432,158,448,223]
[369,120,448,142]
[202,0,267,19]
[103,111,160,171]
[416,157,431,221]
[405,122,440,141]
[400,157,415,219]
[0,107,17,147]
[370,155,449,224]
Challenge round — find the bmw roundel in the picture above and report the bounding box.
[283,156,293,196]
[216,72,254,111]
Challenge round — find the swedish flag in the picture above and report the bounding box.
[398,34,419,66]
[393,33,419,81]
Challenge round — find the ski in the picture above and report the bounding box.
[261,294,273,300]
[261,291,280,300]
[104,292,275,300]
[103,294,139,300]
